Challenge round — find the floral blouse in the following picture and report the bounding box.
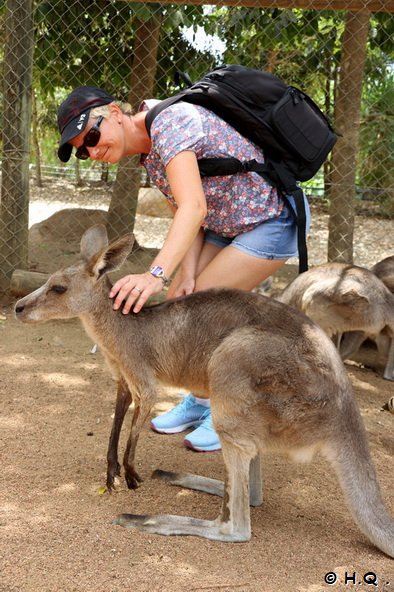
[142,101,282,237]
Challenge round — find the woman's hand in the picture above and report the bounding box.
[166,270,195,299]
[109,272,164,314]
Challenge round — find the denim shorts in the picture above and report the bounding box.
[204,195,311,260]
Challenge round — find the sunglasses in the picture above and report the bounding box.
[75,116,104,160]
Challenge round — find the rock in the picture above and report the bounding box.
[137,187,171,218]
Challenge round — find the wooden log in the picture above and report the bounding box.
[10,269,48,298]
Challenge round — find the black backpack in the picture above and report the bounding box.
[145,64,338,273]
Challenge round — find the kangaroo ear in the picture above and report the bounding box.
[80,225,109,261]
[89,234,135,278]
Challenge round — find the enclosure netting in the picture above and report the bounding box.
[0,0,393,294]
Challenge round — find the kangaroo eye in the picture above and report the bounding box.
[50,285,67,294]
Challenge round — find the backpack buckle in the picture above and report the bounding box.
[240,161,251,172]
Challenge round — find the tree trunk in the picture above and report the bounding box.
[0,0,34,294]
[327,11,370,263]
[101,162,109,184]
[107,14,162,242]
[75,158,83,187]
[32,90,43,188]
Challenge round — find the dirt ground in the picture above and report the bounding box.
[1,184,394,592]
[1,304,394,592]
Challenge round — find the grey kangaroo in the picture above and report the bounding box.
[14,226,394,555]
[373,255,394,292]
[339,256,394,379]
[278,261,394,380]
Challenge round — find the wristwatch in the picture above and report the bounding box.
[149,265,170,287]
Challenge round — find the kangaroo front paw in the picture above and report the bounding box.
[124,466,143,490]
[106,461,122,492]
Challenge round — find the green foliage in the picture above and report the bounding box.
[355,13,394,214]
[154,5,218,96]
[5,0,391,202]
[358,74,394,215]
[34,0,139,95]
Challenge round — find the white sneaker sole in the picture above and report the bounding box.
[150,419,203,434]
[184,438,222,452]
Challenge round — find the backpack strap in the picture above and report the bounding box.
[283,187,308,274]
[145,95,184,134]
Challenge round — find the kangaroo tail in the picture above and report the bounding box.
[323,397,394,558]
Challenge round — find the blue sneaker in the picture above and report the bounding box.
[184,409,221,452]
[151,394,208,434]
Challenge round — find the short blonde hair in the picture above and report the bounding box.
[90,101,132,119]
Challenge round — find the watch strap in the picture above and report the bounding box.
[149,265,169,287]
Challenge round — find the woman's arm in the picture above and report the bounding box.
[110,150,207,313]
[166,227,205,298]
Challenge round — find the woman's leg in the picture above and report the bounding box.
[195,243,286,292]
[194,192,310,290]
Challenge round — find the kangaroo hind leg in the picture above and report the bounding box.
[151,452,262,507]
[113,441,255,542]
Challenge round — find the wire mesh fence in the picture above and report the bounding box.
[0,0,393,296]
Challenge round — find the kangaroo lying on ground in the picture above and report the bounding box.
[14,225,394,554]
[278,261,394,380]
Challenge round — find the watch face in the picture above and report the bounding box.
[150,266,163,277]
[149,266,169,286]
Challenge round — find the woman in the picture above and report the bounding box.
[57,85,310,452]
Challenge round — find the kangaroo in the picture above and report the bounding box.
[14,225,394,555]
[278,261,394,380]
[339,256,394,380]
[372,255,394,292]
